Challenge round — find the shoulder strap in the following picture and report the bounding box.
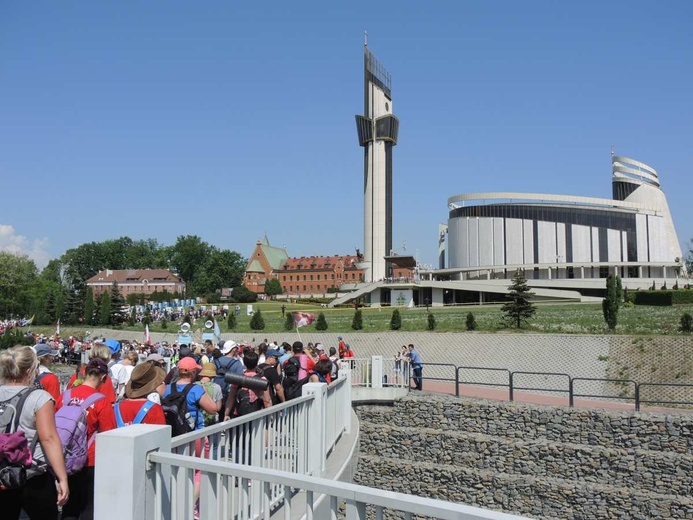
[62,388,72,403]
[8,388,35,433]
[181,383,195,399]
[114,402,125,428]
[132,401,155,425]
[79,392,105,410]
[167,383,179,396]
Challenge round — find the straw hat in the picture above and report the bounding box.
[125,363,166,399]
[198,362,217,379]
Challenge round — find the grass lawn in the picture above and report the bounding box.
[26,301,693,338]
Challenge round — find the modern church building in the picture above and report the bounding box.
[441,154,686,292]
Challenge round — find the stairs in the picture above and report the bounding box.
[355,396,693,519]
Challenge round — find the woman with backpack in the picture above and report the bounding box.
[161,357,217,432]
[113,363,166,427]
[57,358,117,520]
[67,344,117,404]
[0,345,69,520]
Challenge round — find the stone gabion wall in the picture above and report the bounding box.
[354,396,693,519]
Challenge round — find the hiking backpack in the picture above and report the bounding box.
[114,401,156,428]
[283,372,312,401]
[282,357,301,386]
[33,372,49,391]
[161,383,196,437]
[234,371,265,416]
[0,388,38,489]
[56,389,105,475]
[213,357,242,397]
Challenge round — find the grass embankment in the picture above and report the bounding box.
[25,301,693,338]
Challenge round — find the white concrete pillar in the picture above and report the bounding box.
[339,368,352,434]
[94,424,172,520]
[371,356,383,389]
[303,382,327,476]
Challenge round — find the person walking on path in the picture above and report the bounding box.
[407,344,423,390]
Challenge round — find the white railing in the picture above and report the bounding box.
[344,356,410,389]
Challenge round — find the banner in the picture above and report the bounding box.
[292,312,316,328]
[145,324,151,345]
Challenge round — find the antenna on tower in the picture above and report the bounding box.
[364,30,368,47]
[611,145,614,157]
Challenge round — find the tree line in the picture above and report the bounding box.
[0,235,247,324]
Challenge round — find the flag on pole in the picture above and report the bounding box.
[55,319,60,337]
[292,312,316,328]
[145,324,151,345]
[213,319,221,339]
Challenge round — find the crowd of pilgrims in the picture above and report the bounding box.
[0,334,356,520]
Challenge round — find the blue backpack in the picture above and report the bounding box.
[114,401,156,428]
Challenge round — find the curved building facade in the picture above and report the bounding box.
[445,155,685,288]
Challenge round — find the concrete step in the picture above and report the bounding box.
[355,454,693,520]
[356,395,693,454]
[358,420,693,498]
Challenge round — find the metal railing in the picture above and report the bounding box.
[389,362,693,411]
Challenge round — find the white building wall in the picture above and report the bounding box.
[556,223,566,263]
[493,218,505,266]
[537,221,557,264]
[648,216,667,262]
[505,219,524,265]
[591,227,600,262]
[607,229,621,262]
[523,220,534,265]
[468,218,480,267]
[621,232,628,263]
[636,213,649,262]
[478,218,494,267]
[460,218,469,268]
[447,219,459,267]
[572,225,591,262]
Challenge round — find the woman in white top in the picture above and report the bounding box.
[0,345,69,519]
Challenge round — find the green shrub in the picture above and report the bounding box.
[227,312,236,330]
[633,290,693,306]
[390,309,402,330]
[427,313,436,331]
[284,312,294,331]
[351,309,363,330]
[315,312,328,331]
[161,318,168,329]
[680,313,693,333]
[466,312,477,331]
[249,310,265,330]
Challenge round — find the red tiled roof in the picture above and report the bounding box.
[279,255,359,271]
[86,269,184,284]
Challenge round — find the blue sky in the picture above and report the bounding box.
[1,1,692,269]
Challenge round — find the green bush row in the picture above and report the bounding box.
[632,290,693,306]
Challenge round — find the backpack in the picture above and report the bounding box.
[234,370,265,416]
[198,382,218,426]
[161,383,196,437]
[114,401,155,428]
[33,372,49,390]
[56,389,105,475]
[258,363,278,405]
[0,388,38,490]
[329,358,339,380]
[283,373,312,401]
[213,357,241,397]
[283,357,301,386]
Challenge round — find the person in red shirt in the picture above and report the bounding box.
[67,344,117,404]
[57,358,116,520]
[343,343,355,359]
[338,336,347,359]
[114,363,166,426]
[34,343,62,404]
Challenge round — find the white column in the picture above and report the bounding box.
[371,356,383,389]
[302,382,327,476]
[94,424,172,520]
[339,367,352,434]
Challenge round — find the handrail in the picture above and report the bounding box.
[149,451,529,520]
[570,377,637,407]
[636,382,693,411]
[509,371,571,402]
[457,367,511,400]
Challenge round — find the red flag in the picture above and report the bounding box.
[292,312,316,328]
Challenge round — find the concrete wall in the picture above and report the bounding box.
[354,395,693,519]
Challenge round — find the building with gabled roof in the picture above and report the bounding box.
[242,237,290,294]
[86,269,185,298]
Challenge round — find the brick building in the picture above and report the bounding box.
[86,269,185,298]
[243,237,413,296]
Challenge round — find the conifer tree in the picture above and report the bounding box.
[84,287,94,326]
[109,282,127,325]
[100,290,111,326]
[351,309,363,330]
[227,312,237,330]
[250,309,265,330]
[602,275,620,330]
[44,291,57,326]
[315,312,328,331]
[466,312,477,331]
[501,269,536,328]
[427,313,436,331]
[390,309,402,330]
[284,312,294,331]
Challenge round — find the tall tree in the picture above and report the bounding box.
[264,278,283,297]
[0,252,38,318]
[686,238,693,277]
[100,291,112,326]
[170,235,213,294]
[110,282,127,325]
[84,287,95,326]
[501,269,536,328]
[602,275,620,330]
[44,290,57,325]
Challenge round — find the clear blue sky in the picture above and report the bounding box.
[1,1,691,269]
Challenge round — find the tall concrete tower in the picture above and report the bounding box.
[355,41,399,283]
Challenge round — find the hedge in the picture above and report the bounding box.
[632,290,693,306]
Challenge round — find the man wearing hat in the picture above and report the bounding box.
[114,363,167,426]
[34,343,61,403]
[259,349,285,404]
